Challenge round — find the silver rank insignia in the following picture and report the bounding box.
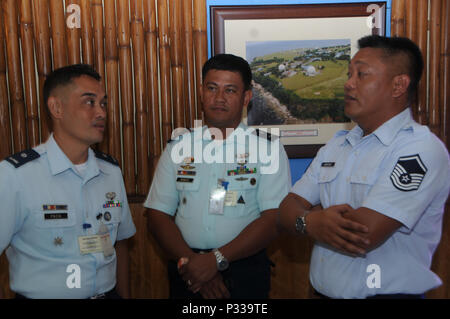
[54,237,63,246]
[390,154,427,191]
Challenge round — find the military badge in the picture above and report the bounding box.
[390,154,427,191]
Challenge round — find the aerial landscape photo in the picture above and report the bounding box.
[246,39,352,126]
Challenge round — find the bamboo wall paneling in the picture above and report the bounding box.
[49,0,68,69]
[439,0,449,148]
[31,0,51,141]
[3,0,27,153]
[158,0,173,146]
[182,0,196,129]
[0,3,11,160]
[416,0,429,125]
[92,0,108,153]
[441,0,450,149]
[193,0,207,120]
[405,0,416,41]
[19,0,39,148]
[391,0,406,36]
[428,2,450,299]
[170,0,186,129]
[404,0,417,113]
[143,0,161,177]
[91,0,105,83]
[79,0,94,66]
[429,0,442,137]
[131,0,150,196]
[117,0,137,195]
[103,0,121,164]
[65,0,81,65]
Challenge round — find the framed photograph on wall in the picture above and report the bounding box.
[208,0,390,158]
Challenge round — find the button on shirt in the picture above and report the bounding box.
[144,123,291,249]
[0,135,136,299]
[292,108,450,298]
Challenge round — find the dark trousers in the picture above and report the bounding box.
[168,249,271,299]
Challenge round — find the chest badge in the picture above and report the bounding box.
[103,192,122,208]
[54,237,64,246]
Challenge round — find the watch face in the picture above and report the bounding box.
[218,260,229,271]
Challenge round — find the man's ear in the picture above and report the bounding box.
[243,89,253,108]
[47,96,63,119]
[392,74,411,98]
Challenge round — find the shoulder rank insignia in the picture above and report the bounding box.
[5,149,40,168]
[94,150,119,166]
[390,154,427,192]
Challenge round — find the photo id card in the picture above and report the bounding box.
[209,187,226,215]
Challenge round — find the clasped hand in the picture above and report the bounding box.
[306,204,370,256]
[178,252,230,298]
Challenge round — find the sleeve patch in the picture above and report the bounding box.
[390,154,427,191]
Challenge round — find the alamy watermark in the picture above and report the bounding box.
[169,120,280,175]
[66,264,81,289]
[366,264,381,289]
[366,4,383,29]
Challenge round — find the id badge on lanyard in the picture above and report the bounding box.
[209,179,229,215]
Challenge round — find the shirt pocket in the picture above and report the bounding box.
[225,175,259,218]
[349,171,377,208]
[175,177,200,218]
[317,164,343,206]
[33,209,77,256]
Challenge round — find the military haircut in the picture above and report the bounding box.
[358,35,423,103]
[202,53,252,91]
[43,64,101,108]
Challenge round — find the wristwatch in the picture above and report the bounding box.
[295,213,308,235]
[213,248,229,271]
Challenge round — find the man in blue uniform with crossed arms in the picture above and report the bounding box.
[279,35,450,299]
[0,64,136,299]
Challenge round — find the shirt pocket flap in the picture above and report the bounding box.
[318,166,341,184]
[350,172,377,185]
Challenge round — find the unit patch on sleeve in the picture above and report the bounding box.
[390,154,427,191]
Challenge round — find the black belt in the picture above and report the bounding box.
[314,289,425,299]
[14,287,121,299]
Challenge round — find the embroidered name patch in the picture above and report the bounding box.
[390,154,427,191]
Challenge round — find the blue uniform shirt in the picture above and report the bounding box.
[292,108,450,298]
[144,123,291,249]
[0,135,136,298]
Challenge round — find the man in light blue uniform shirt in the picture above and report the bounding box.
[279,35,450,298]
[0,64,136,299]
[145,54,290,299]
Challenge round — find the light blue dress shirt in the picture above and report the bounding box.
[0,134,136,298]
[144,123,291,249]
[292,108,450,298]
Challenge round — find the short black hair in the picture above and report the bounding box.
[358,35,423,103]
[202,54,252,91]
[43,64,101,108]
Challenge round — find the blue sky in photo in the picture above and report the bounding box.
[246,39,350,62]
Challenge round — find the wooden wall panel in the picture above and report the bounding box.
[0,0,448,300]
